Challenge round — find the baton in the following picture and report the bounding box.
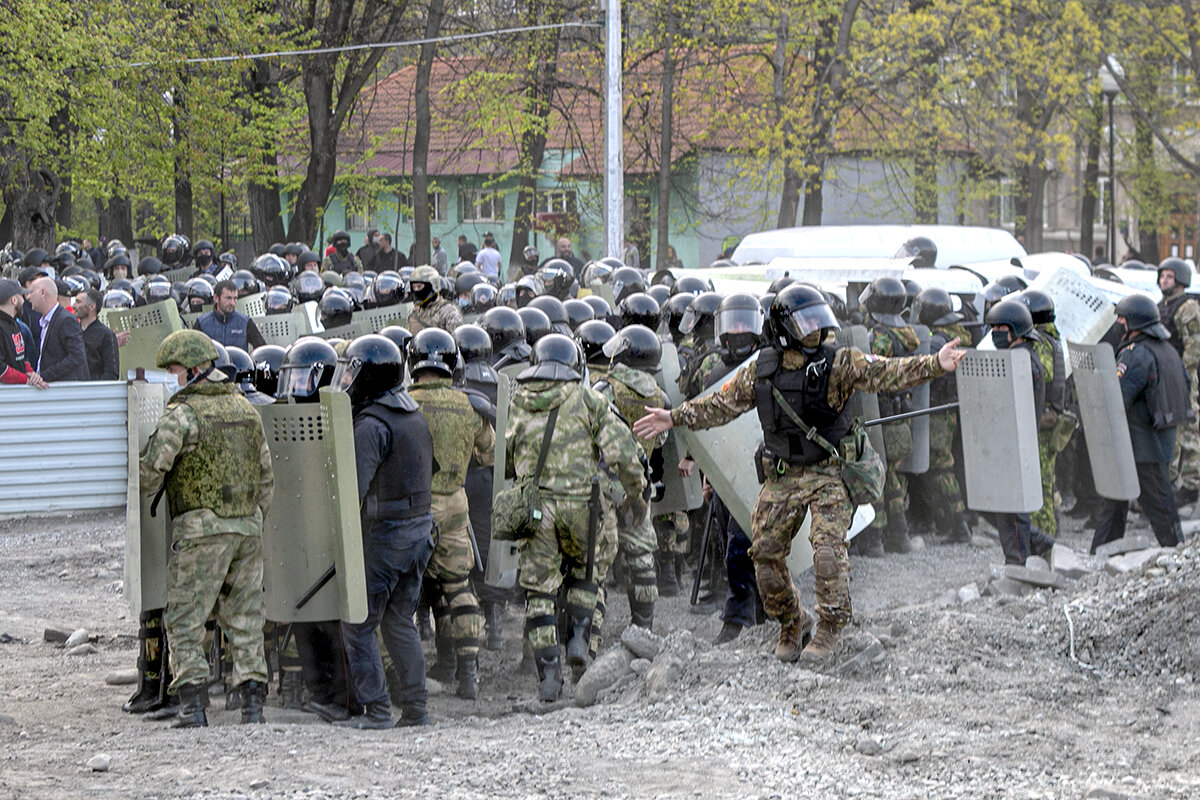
[863,402,959,428]
[296,564,336,609]
[586,476,601,584]
[690,494,717,606]
[466,520,484,574]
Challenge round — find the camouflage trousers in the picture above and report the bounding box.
[616,499,659,608]
[1032,432,1059,538]
[926,411,965,519]
[518,495,618,652]
[749,464,853,629]
[426,489,482,658]
[165,531,267,690]
[867,465,908,533]
[1171,383,1200,491]
[653,511,690,555]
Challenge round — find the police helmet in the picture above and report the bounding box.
[895,236,938,268]
[911,287,961,327]
[249,344,286,396]
[377,325,413,360]
[321,270,342,288]
[231,270,259,297]
[650,269,676,290]
[455,272,486,300]
[769,284,840,350]
[580,260,614,286]
[332,334,404,404]
[523,245,540,265]
[664,293,694,342]
[410,328,458,378]
[184,278,214,312]
[330,230,351,249]
[678,291,723,341]
[515,274,541,308]
[409,265,440,306]
[984,299,1034,340]
[537,259,575,300]
[264,286,295,315]
[518,333,584,383]
[226,345,256,390]
[646,284,671,308]
[367,270,404,308]
[859,276,908,327]
[454,324,493,364]
[144,279,176,306]
[156,329,218,370]
[319,287,354,328]
[670,275,708,297]
[294,270,325,303]
[563,298,595,331]
[981,275,1028,311]
[602,324,662,373]
[715,293,765,361]
[159,234,188,266]
[599,256,624,271]
[518,306,552,346]
[103,288,135,309]
[283,242,305,258]
[278,336,338,401]
[192,239,215,267]
[610,267,645,305]
[1015,289,1056,325]
[528,295,572,336]
[297,250,321,271]
[582,294,612,318]
[252,253,291,287]
[469,282,498,313]
[1158,257,1192,289]
[767,275,796,296]
[1115,293,1170,339]
[616,292,662,332]
[497,283,518,308]
[481,306,525,354]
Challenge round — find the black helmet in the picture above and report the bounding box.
[580,260,614,286]
[528,296,571,336]
[1158,257,1192,289]
[670,275,708,297]
[767,275,796,295]
[144,278,176,306]
[911,287,961,327]
[253,253,291,287]
[367,270,404,308]
[523,245,540,265]
[1115,293,1170,339]
[665,293,693,342]
[455,272,486,298]
[769,284,840,350]
[650,269,676,290]
[563,298,595,331]
[159,234,188,266]
[24,248,49,267]
[218,251,238,272]
[278,336,338,401]
[251,345,286,396]
[439,276,456,301]
[575,319,617,364]
[481,307,526,354]
[103,289,135,309]
[582,294,612,318]
[225,345,256,387]
[297,250,321,271]
[332,334,404,404]
[377,325,413,359]
[319,287,354,328]
[283,242,305,258]
[519,332,584,382]
[599,256,624,271]
[616,292,662,331]
[646,284,671,308]
[515,274,540,308]
[342,271,367,303]
[105,253,132,278]
[330,230,351,248]
[715,293,765,361]
[231,270,259,297]
[184,278,214,312]
[454,324,493,364]
[981,275,1027,312]
[537,259,575,300]
[895,236,938,268]
[268,243,287,257]
[264,286,295,314]
[610,267,645,304]
[859,276,907,327]
[1014,289,1055,325]
[469,282,497,313]
[294,270,326,303]
[1123,259,1147,270]
[409,328,458,378]
[138,255,165,277]
[518,306,552,346]
[192,239,215,268]
[984,299,1034,341]
[679,291,723,341]
[603,324,662,372]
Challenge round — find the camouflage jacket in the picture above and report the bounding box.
[408,297,463,334]
[409,377,495,495]
[595,362,668,455]
[672,347,944,431]
[1163,288,1200,370]
[321,253,363,275]
[929,323,972,405]
[139,380,274,539]
[507,379,646,502]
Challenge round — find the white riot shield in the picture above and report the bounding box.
[124,382,172,616]
[253,310,313,347]
[486,373,520,588]
[957,349,1043,513]
[834,325,886,460]
[258,389,367,623]
[1069,344,1139,501]
[658,340,684,408]
[1026,267,1119,378]
[236,292,266,317]
[103,301,184,377]
[898,325,931,474]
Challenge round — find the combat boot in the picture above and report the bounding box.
[124,611,168,714]
[862,529,884,558]
[713,620,743,645]
[565,613,593,679]
[456,656,479,700]
[883,515,913,554]
[427,626,457,684]
[629,601,654,631]
[945,513,972,544]
[800,619,843,663]
[334,701,392,729]
[773,609,814,662]
[483,602,504,651]
[170,683,208,729]
[657,553,679,598]
[535,648,563,702]
[279,669,304,709]
[240,680,265,724]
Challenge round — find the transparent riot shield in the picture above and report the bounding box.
[834,325,886,461]
[1026,266,1119,378]
[957,349,1043,513]
[258,389,367,623]
[1069,343,1139,500]
[103,301,184,378]
[253,310,314,347]
[898,324,931,474]
[485,372,520,588]
[125,381,172,617]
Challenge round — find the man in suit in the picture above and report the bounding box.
[27,276,89,383]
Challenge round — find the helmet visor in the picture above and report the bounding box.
[329,357,362,395]
[678,304,703,336]
[781,304,839,341]
[715,306,764,339]
[278,363,328,399]
[601,335,628,360]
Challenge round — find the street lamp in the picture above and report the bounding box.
[1098,55,1123,266]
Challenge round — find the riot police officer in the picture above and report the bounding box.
[1157,258,1200,506]
[408,265,463,333]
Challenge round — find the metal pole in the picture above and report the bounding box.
[603,0,623,260]
[1108,93,1116,265]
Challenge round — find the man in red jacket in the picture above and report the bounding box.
[0,279,45,388]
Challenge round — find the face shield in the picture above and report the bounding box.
[329,356,362,395]
[716,304,765,358]
[781,303,839,342]
[277,362,331,401]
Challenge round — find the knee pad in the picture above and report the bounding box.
[813,545,837,580]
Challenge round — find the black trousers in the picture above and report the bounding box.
[294,621,352,709]
[713,495,763,627]
[1090,461,1181,553]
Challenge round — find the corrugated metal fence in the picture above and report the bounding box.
[0,382,128,516]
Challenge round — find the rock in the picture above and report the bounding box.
[629,658,652,676]
[934,589,959,608]
[0,715,16,725]
[1180,518,1200,537]
[909,536,926,552]
[249,779,269,789]
[1025,555,1051,572]
[104,669,138,686]
[575,647,634,707]
[86,754,111,772]
[1003,564,1070,590]
[620,625,665,660]
[1095,535,1153,558]
[67,644,97,656]
[1145,567,1167,578]
[425,678,445,696]
[43,627,72,644]
[984,577,1030,598]
[169,768,195,781]
[1083,784,1130,800]
[854,736,882,756]
[1050,544,1102,579]
[893,747,921,764]
[65,629,89,649]
[644,653,685,698]
[839,637,885,675]
[1105,548,1171,575]
[957,584,982,604]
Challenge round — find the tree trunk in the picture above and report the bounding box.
[1134,115,1162,264]
[96,194,133,246]
[772,14,800,228]
[173,83,193,238]
[411,0,446,269]
[286,68,336,245]
[4,167,61,251]
[654,2,676,270]
[1080,99,1101,261]
[248,151,285,252]
[51,105,72,232]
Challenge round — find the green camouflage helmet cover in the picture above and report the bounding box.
[156,329,219,369]
[410,265,440,285]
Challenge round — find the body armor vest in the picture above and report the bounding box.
[359,400,433,520]
[754,345,853,466]
[1141,337,1195,430]
[1158,293,1192,359]
[165,384,263,519]
[409,381,477,495]
[607,368,661,455]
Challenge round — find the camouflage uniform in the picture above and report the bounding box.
[653,511,689,556]
[139,380,274,691]
[408,297,463,334]
[1161,287,1200,492]
[671,347,944,632]
[506,379,644,657]
[595,362,668,625]
[408,377,495,663]
[864,325,919,549]
[925,323,972,532]
[1031,322,1065,537]
[321,252,363,274]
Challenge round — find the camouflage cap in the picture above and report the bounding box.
[410,265,440,285]
[156,329,219,369]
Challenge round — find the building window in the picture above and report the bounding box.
[346,204,373,231]
[537,190,577,215]
[461,189,506,222]
[402,191,448,223]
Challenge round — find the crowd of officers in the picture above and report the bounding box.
[9,230,1192,727]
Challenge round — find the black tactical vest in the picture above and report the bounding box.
[754,345,853,466]
[1141,337,1195,430]
[359,399,433,520]
[1158,293,1192,358]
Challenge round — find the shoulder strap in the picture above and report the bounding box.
[532,407,559,484]
[769,385,841,460]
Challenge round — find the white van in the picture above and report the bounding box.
[729,224,1026,268]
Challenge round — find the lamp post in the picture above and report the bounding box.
[1098,56,1123,266]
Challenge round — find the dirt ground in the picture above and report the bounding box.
[0,507,1197,800]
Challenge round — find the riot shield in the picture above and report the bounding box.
[124,381,172,617]
[236,292,266,317]
[163,266,194,283]
[180,310,203,327]
[651,429,704,515]
[253,310,313,347]
[897,324,931,474]
[313,319,372,341]
[658,340,684,408]
[957,349,1042,513]
[258,389,367,623]
[351,304,410,333]
[1026,266,1119,378]
[834,325,886,461]
[485,372,520,588]
[1069,343,1139,501]
[104,301,184,377]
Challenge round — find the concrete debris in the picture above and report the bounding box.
[1050,544,1102,579]
[249,779,269,789]
[66,644,97,656]
[1024,555,1051,572]
[86,754,111,772]
[1105,548,1172,575]
[838,636,886,676]
[574,646,634,707]
[64,629,89,649]
[644,653,685,698]
[1002,565,1070,590]
[957,584,982,604]
[982,577,1030,598]
[854,735,882,756]
[1083,784,1131,800]
[620,625,665,660]
[1094,535,1153,559]
[629,658,651,676]
[104,669,138,686]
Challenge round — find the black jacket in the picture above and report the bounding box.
[1118,334,1193,463]
[35,305,89,382]
[81,319,120,380]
